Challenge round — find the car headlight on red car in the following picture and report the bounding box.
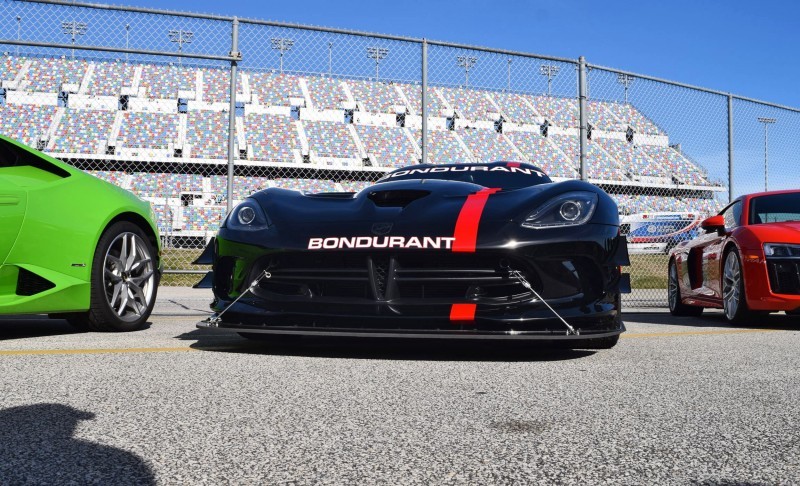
[522,191,598,229]
[763,243,800,258]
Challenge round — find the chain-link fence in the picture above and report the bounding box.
[1,0,799,304]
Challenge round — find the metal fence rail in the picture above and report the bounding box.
[1,0,799,306]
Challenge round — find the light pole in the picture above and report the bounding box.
[270,37,294,73]
[61,21,87,61]
[169,29,193,68]
[758,117,776,191]
[456,55,476,88]
[125,24,130,64]
[366,46,388,80]
[617,73,634,103]
[507,58,511,91]
[539,64,560,96]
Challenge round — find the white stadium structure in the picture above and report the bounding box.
[0,54,724,237]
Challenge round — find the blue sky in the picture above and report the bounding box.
[121,0,800,108]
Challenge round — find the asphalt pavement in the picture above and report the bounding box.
[1,287,799,485]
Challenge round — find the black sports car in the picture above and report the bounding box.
[197,161,630,348]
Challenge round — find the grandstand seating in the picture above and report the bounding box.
[348,79,405,113]
[492,92,541,124]
[244,114,301,163]
[273,178,339,193]
[0,54,721,222]
[355,124,418,168]
[339,180,373,192]
[187,111,231,159]
[305,76,347,111]
[249,72,302,106]
[0,104,57,148]
[0,55,25,82]
[605,102,663,135]
[303,120,358,158]
[117,112,179,150]
[25,57,88,93]
[611,194,718,215]
[131,172,203,197]
[182,205,227,232]
[641,145,708,185]
[612,194,684,214]
[550,134,627,180]
[51,109,114,154]
[150,203,177,232]
[200,68,242,103]
[504,131,576,178]
[140,63,195,99]
[681,197,719,215]
[458,128,518,162]
[528,96,578,127]
[597,138,669,178]
[414,129,470,164]
[88,170,128,188]
[439,87,499,121]
[398,84,444,116]
[209,175,272,201]
[86,61,135,96]
[588,101,625,132]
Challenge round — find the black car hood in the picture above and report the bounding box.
[235,178,618,251]
[252,179,602,226]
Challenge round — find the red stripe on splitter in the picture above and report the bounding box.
[450,303,476,321]
[506,162,521,168]
[452,187,500,253]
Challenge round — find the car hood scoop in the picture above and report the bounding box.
[367,189,430,207]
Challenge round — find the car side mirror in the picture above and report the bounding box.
[701,215,725,234]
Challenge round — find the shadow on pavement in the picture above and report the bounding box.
[0,316,83,340]
[0,403,156,484]
[179,329,596,362]
[624,310,800,331]
[0,316,153,340]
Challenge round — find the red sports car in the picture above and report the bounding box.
[668,190,800,322]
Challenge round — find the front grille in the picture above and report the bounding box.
[767,260,800,295]
[372,256,390,299]
[16,268,56,296]
[253,252,536,304]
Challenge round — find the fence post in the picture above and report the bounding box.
[727,94,734,202]
[578,56,587,180]
[421,38,428,165]
[226,17,240,213]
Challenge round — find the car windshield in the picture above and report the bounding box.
[749,193,800,224]
[380,165,552,190]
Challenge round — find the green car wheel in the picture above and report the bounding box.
[0,135,161,331]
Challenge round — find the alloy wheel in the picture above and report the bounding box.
[102,232,156,322]
[722,252,741,320]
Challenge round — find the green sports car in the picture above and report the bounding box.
[0,135,161,331]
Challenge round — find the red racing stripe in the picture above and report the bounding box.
[452,187,500,253]
[506,162,521,168]
[450,303,476,321]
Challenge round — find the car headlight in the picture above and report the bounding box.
[522,191,598,229]
[763,243,800,258]
[227,200,270,230]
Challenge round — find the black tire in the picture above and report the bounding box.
[668,259,703,317]
[74,222,159,332]
[721,249,753,324]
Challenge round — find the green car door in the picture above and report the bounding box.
[0,179,27,265]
